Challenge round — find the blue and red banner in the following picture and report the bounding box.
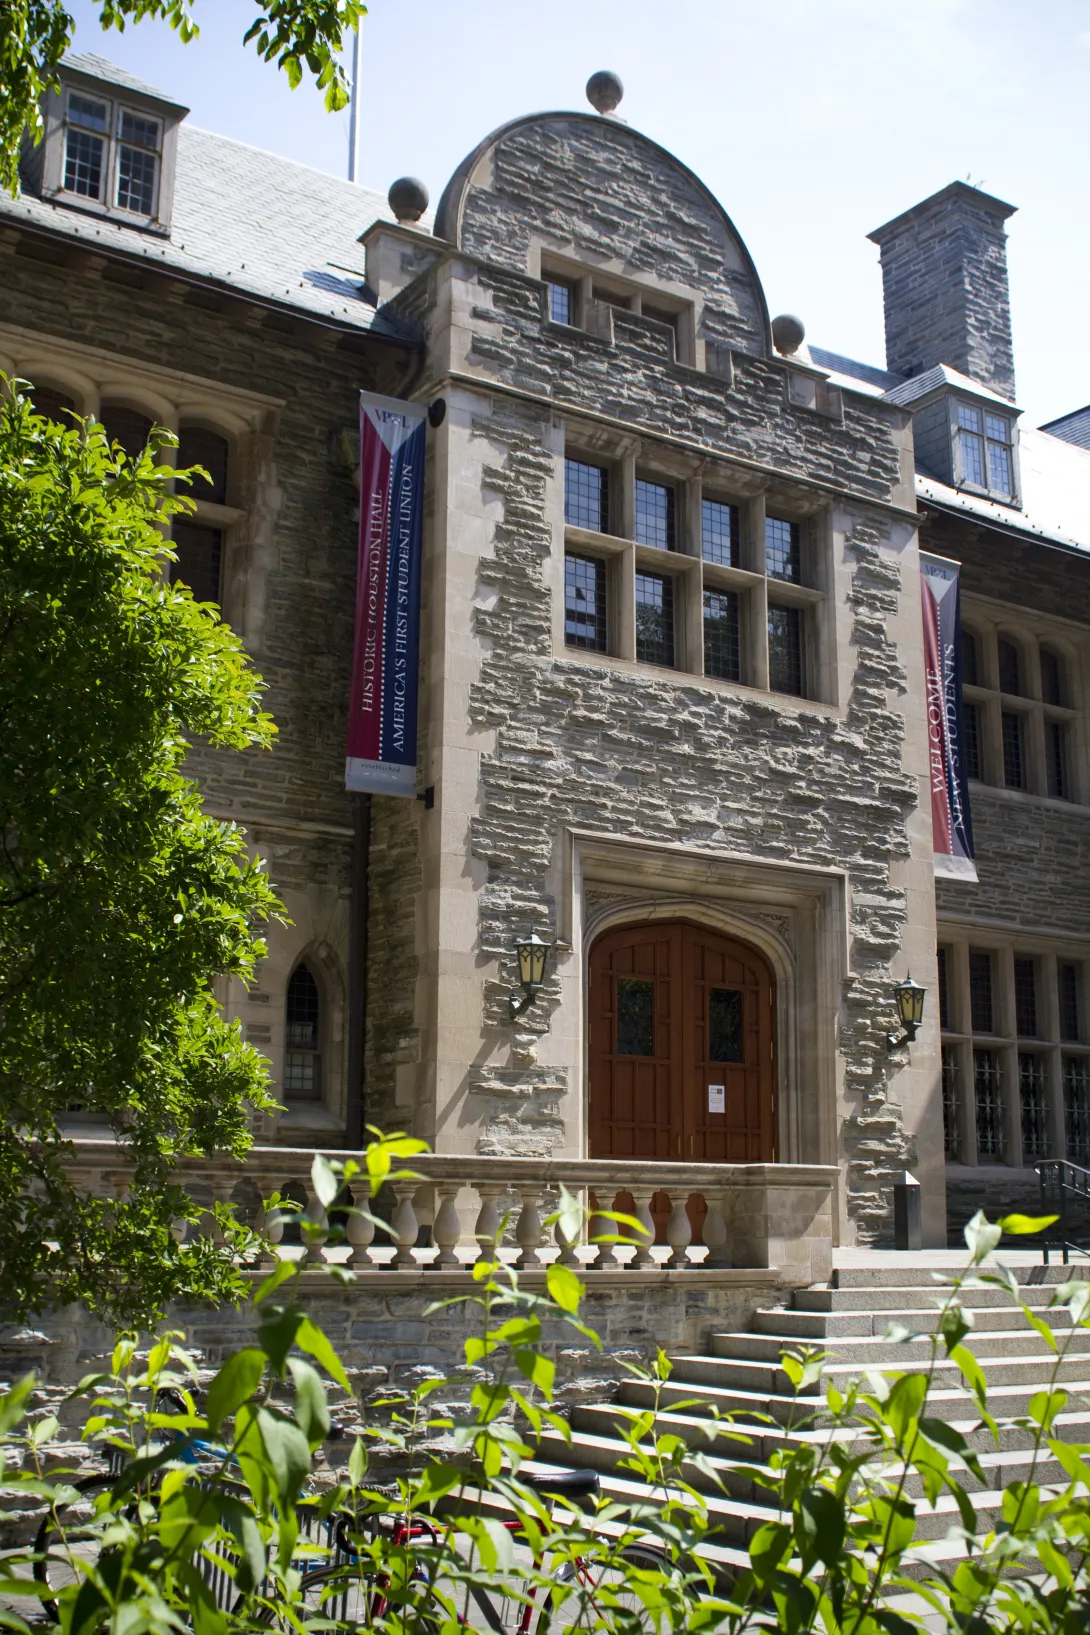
[920,552,976,881]
[345,393,426,797]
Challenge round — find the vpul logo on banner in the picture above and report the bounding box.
[345,392,426,797]
[920,551,976,882]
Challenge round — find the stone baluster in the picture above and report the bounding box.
[259,1202,285,1265]
[345,1193,376,1268]
[701,1189,730,1268]
[429,1185,464,1270]
[589,1192,620,1269]
[665,1193,693,1268]
[515,1184,545,1268]
[553,1193,582,1265]
[303,1186,329,1266]
[628,1189,657,1269]
[388,1182,419,1270]
[474,1184,503,1263]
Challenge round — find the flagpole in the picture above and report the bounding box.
[347,23,362,182]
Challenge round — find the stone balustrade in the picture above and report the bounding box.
[62,1139,837,1285]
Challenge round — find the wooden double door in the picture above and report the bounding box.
[588,920,775,1163]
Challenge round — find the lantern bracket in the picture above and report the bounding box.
[887,973,927,1053]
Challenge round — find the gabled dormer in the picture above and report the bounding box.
[884,365,1021,505]
[27,53,188,237]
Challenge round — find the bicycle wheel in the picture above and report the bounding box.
[33,1473,115,1621]
[534,1544,670,1634]
[253,1562,441,1632]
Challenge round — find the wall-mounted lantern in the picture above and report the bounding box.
[887,973,926,1052]
[510,930,552,1019]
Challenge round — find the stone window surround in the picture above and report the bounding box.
[959,592,1084,807]
[244,932,348,1138]
[554,827,850,1193]
[938,927,1090,1171]
[38,68,185,238]
[0,322,282,647]
[556,425,831,702]
[528,240,700,369]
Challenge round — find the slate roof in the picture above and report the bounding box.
[883,363,1018,411]
[1041,405,1090,452]
[808,346,904,393]
[62,51,183,107]
[4,57,433,339]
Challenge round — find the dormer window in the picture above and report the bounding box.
[955,401,1015,498]
[62,88,162,218]
[38,59,185,234]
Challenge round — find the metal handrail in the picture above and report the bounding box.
[1036,1162,1090,1265]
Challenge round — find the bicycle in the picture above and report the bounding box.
[279,1467,670,1633]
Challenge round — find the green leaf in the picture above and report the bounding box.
[0,1376,35,1436]
[546,1261,584,1314]
[256,1408,312,1506]
[204,1347,266,1434]
[998,1212,1058,1235]
[287,1357,330,1446]
[795,1486,845,1567]
[515,1349,555,1398]
[347,1435,367,1485]
[295,1316,351,1392]
[310,1153,339,1208]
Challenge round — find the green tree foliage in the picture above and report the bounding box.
[2,1187,1089,1633]
[0,0,368,196]
[0,381,281,1327]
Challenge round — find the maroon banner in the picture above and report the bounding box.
[345,393,426,797]
[921,552,976,881]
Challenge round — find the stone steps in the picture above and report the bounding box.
[522,1262,1090,1570]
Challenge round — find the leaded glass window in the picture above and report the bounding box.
[64,93,107,198]
[564,459,609,533]
[172,523,223,605]
[703,590,740,681]
[1002,712,1024,789]
[177,426,230,505]
[1065,1056,1090,1163]
[765,515,800,582]
[564,554,607,652]
[1061,964,1081,1043]
[701,499,739,567]
[974,1050,1004,1159]
[956,402,986,487]
[1041,648,1065,706]
[708,989,743,1063]
[634,480,675,550]
[969,950,994,1034]
[962,701,982,781]
[941,1046,960,1161]
[546,279,573,325]
[1019,1054,1048,1159]
[998,638,1021,696]
[1047,721,1068,799]
[616,979,654,1057]
[985,413,1014,497]
[961,628,979,687]
[1014,958,1038,1038]
[768,605,803,696]
[635,572,674,667]
[937,947,950,1031]
[284,963,321,1100]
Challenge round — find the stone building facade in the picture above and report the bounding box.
[6,58,1090,1250]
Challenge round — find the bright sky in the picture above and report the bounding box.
[65,0,1089,427]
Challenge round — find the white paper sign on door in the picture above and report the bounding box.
[707,1084,725,1114]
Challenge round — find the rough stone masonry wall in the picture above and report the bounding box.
[0,244,420,1124]
[430,118,928,1237]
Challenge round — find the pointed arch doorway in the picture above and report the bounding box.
[588,920,775,1163]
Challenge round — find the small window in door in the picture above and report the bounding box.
[616,978,654,1056]
[709,988,743,1062]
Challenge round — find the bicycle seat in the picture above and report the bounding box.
[517,1466,600,1499]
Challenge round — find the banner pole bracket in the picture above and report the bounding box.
[416,786,435,810]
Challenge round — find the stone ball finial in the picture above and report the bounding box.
[388,176,429,225]
[586,70,624,115]
[771,313,806,356]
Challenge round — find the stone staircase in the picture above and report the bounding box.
[533,1262,1090,1576]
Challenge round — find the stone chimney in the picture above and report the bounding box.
[868,181,1017,401]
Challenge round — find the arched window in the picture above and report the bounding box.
[170,522,222,605]
[177,425,230,505]
[960,627,979,687]
[997,637,1022,696]
[1040,646,1066,707]
[100,403,153,457]
[284,963,321,1100]
[28,384,77,422]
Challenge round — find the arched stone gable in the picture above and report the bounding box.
[435,111,770,359]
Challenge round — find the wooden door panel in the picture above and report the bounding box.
[590,920,774,1165]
